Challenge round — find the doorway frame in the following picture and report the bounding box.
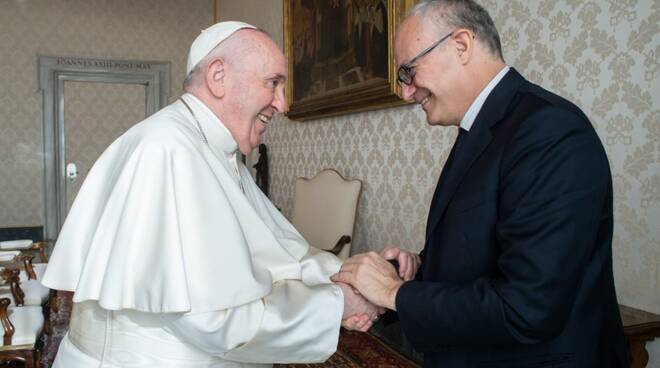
[38,55,170,243]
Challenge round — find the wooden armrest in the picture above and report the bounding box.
[30,242,47,263]
[0,269,24,307]
[328,235,351,256]
[17,256,36,281]
[0,298,15,345]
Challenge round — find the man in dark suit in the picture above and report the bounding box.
[332,0,629,367]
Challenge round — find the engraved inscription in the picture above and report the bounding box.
[56,58,152,70]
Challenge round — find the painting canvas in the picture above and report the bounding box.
[284,0,415,120]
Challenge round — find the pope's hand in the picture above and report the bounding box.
[336,281,381,330]
[331,252,404,311]
[380,245,421,281]
[341,314,373,332]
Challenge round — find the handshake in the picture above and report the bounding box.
[331,246,421,332]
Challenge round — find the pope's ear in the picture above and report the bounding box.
[205,58,226,98]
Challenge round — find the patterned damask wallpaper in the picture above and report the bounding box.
[220,0,659,360]
[0,0,213,226]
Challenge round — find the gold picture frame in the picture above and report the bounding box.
[284,0,415,121]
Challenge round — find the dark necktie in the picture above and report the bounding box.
[425,127,467,239]
[442,127,467,177]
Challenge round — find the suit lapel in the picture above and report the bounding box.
[426,119,493,238]
[425,69,527,241]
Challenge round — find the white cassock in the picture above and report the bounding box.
[41,94,344,368]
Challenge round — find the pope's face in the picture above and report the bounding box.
[222,35,287,155]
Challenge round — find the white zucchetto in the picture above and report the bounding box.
[186,21,257,75]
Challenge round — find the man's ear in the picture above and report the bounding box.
[452,29,474,64]
[205,58,226,98]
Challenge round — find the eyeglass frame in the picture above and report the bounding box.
[397,31,454,86]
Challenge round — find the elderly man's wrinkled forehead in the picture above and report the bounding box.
[220,29,285,72]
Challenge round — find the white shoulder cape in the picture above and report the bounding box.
[42,97,312,313]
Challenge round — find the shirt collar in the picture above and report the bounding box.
[460,66,510,132]
[181,93,239,156]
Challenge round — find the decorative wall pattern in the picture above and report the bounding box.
[0,0,213,226]
[268,106,450,253]
[219,0,659,362]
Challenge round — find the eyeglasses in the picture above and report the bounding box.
[397,31,454,86]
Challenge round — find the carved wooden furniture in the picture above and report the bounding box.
[20,256,37,282]
[17,257,49,308]
[0,242,47,264]
[0,298,45,368]
[0,263,48,307]
[30,242,48,264]
[620,304,660,368]
[0,270,24,307]
[253,143,270,197]
[291,169,362,260]
[0,256,50,306]
[16,256,47,284]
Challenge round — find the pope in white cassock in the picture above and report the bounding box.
[41,21,423,367]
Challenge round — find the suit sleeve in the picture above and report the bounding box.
[396,107,610,349]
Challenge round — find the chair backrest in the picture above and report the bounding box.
[291,169,362,260]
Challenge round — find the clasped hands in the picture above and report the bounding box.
[333,246,420,332]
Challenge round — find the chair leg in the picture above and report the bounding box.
[24,353,35,368]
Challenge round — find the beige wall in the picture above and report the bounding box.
[218,0,659,363]
[0,0,213,226]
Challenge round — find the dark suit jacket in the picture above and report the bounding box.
[396,69,628,368]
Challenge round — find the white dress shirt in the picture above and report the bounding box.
[460,66,510,132]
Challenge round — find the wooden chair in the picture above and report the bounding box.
[0,265,48,307]
[620,304,660,368]
[0,298,45,368]
[0,242,47,264]
[0,270,24,307]
[291,169,362,260]
[16,256,47,283]
[31,243,47,264]
[0,265,52,339]
[17,257,49,308]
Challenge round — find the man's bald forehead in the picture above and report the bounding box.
[396,15,422,40]
[394,15,432,56]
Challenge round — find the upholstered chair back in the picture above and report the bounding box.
[291,169,362,260]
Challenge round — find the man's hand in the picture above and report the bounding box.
[380,245,421,281]
[331,252,404,311]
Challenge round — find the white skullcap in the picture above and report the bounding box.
[186,21,257,75]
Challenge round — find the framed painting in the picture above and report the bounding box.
[284,0,416,121]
